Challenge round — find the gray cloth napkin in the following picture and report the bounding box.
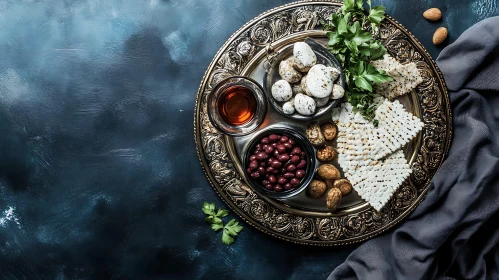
[328,16,499,280]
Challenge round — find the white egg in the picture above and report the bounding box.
[331,84,345,99]
[282,98,295,114]
[279,59,302,83]
[306,64,334,98]
[293,42,317,72]
[271,80,293,102]
[285,56,305,72]
[314,96,330,107]
[301,75,312,96]
[326,66,341,82]
[294,93,316,116]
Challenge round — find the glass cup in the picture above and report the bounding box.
[207,76,267,136]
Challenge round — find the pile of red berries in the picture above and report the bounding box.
[247,133,307,192]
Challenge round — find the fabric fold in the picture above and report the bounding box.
[329,16,499,280]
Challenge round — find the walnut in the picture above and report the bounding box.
[306,122,325,147]
[307,180,327,198]
[321,123,337,141]
[326,188,342,211]
[316,145,336,162]
[334,179,352,196]
[317,164,341,180]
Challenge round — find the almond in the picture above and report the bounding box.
[423,8,442,21]
[433,27,448,45]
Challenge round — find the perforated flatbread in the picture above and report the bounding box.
[369,99,424,160]
[373,54,423,99]
[333,102,413,211]
[350,150,412,211]
[371,54,402,72]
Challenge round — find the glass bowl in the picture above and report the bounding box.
[208,76,267,136]
[263,37,346,121]
[242,126,317,199]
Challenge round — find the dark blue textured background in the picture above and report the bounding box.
[0,0,497,279]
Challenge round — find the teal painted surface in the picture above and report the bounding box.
[0,0,497,279]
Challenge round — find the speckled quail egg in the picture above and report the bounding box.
[279,59,302,83]
[301,75,312,96]
[314,96,330,107]
[282,98,295,114]
[294,93,316,116]
[327,66,341,82]
[293,42,317,72]
[331,84,345,99]
[271,80,293,102]
[306,64,334,98]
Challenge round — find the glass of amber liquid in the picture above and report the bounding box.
[208,76,267,136]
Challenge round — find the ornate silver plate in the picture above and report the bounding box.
[194,0,452,245]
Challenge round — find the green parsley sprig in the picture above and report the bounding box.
[202,202,243,245]
[322,0,392,122]
[202,202,228,231]
[222,219,243,245]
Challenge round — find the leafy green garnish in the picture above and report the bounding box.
[369,6,386,26]
[323,0,392,122]
[202,202,228,228]
[202,202,243,245]
[211,222,225,232]
[221,219,243,245]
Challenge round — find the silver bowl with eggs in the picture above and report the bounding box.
[263,38,346,121]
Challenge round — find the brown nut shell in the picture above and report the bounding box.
[316,146,336,162]
[321,123,337,141]
[334,179,353,196]
[423,8,442,21]
[317,164,341,180]
[433,27,448,45]
[326,188,342,211]
[306,122,325,147]
[307,180,327,198]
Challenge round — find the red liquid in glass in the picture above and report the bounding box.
[218,86,257,125]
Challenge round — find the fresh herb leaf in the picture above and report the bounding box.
[337,18,348,35]
[202,202,226,232]
[202,202,215,215]
[364,64,393,83]
[347,91,377,121]
[345,40,359,54]
[352,31,372,45]
[202,202,244,245]
[328,32,342,46]
[216,209,228,218]
[221,231,234,245]
[342,0,355,13]
[355,0,364,9]
[354,76,372,92]
[358,45,372,57]
[322,0,390,122]
[368,41,386,60]
[221,219,243,245]
[369,6,386,25]
[202,202,228,219]
[225,219,243,235]
[211,223,224,232]
[202,202,228,226]
[205,215,222,224]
